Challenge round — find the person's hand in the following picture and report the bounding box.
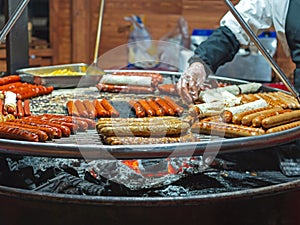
[176,62,207,104]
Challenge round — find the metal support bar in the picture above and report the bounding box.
[224,0,300,103]
[4,0,30,74]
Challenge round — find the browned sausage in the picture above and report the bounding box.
[266,120,300,133]
[232,107,271,124]
[137,99,156,117]
[66,100,80,117]
[3,122,48,142]
[74,100,89,118]
[0,99,3,115]
[0,125,39,142]
[157,84,178,95]
[93,99,109,118]
[163,96,184,116]
[262,110,300,128]
[40,114,89,131]
[23,99,31,117]
[154,97,175,116]
[16,100,24,118]
[83,100,97,119]
[241,107,283,126]
[191,120,265,137]
[252,109,293,127]
[100,98,119,117]
[147,99,165,116]
[129,100,146,118]
[0,75,20,86]
[6,121,53,140]
[96,83,155,94]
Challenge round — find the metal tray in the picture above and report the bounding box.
[17,63,103,88]
[0,71,299,160]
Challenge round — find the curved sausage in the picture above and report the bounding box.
[240,107,282,126]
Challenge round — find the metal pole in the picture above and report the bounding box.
[0,0,30,42]
[4,0,30,74]
[224,0,300,103]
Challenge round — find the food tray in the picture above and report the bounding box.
[17,63,103,89]
[0,71,299,160]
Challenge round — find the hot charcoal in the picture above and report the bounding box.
[1,145,300,197]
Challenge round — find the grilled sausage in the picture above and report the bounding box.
[147,99,165,116]
[129,100,146,118]
[137,99,156,117]
[74,100,89,118]
[251,109,292,127]
[100,98,119,117]
[66,100,80,117]
[3,122,48,141]
[98,121,190,137]
[232,107,271,124]
[93,99,109,118]
[0,125,39,142]
[6,121,53,140]
[241,107,283,126]
[23,99,31,116]
[221,99,269,123]
[261,110,300,128]
[104,133,196,145]
[157,84,178,95]
[191,120,265,137]
[83,100,97,119]
[266,121,300,133]
[163,96,184,116]
[16,100,24,118]
[96,83,155,94]
[40,114,90,131]
[154,97,175,116]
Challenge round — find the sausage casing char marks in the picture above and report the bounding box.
[261,110,300,128]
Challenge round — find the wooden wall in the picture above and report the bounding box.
[49,0,295,81]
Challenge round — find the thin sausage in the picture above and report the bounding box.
[100,99,119,117]
[262,110,300,128]
[66,100,80,117]
[147,99,165,116]
[83,100,97,119]
[129,100,146,118]
[23,99,31,116]
[93,99,109,117]
[0,125,39,142]
[16,100,24,118]
[137,99,156,117]
[241,107,283,126]
[96,83,155,94]
[163,96,184,116]
[74,100,89,118]
[266,121,300,133]
[154,97,175,116]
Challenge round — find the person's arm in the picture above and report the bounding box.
[177,0,274,104]
[189,26,240,74]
